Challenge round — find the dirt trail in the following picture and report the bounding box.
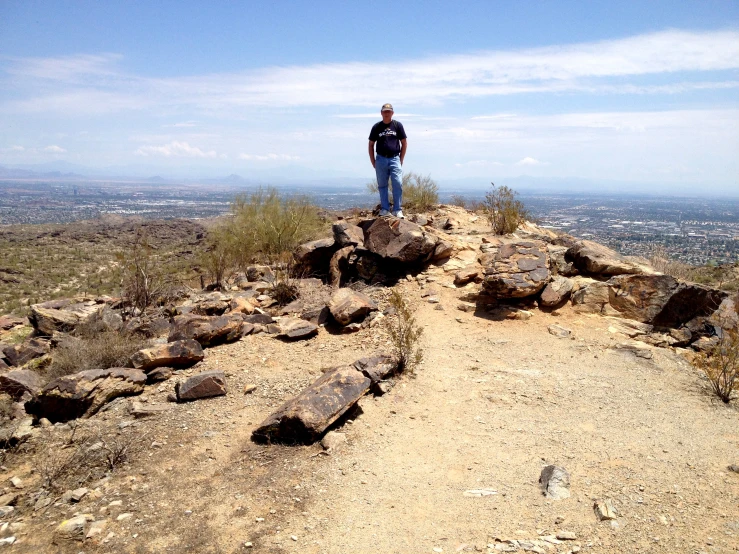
[8,251,739,554]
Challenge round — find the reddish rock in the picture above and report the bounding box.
[333,221,365,247]
[129,339,204,372]
[29,299,100,336]
[328,288,378,326]
[540,276,574,307]
[454,268,482,286]
[364,218,437,264]
[2,338,50,367]
[293,238,337,276]
[0,316,25,331]
[168,314,246,347]
[482,241,550,298]
[566,240,652,276]
[0,369,44,400]
[175,370,227,402]
[278,318,319,340]
[608,274,679,323]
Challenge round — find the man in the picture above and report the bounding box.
[368,103,407,218]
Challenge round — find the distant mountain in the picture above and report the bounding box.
[0,164,88,180]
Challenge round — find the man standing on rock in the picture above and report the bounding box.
[368,103,407,218]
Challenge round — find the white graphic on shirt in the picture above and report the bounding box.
[378,129,397,138]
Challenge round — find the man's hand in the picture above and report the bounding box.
[399,138,407,166]
[368,141,376,168]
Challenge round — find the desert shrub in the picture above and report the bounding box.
[449,195,467,208]
[695,328,739,403]
[385,290,424,374]
[366,171,439,212]
[46,330,150,382]
[269,261,300,306]
[200,222,236,288]
[483,183,529,235]
[117,229,168,313]
[224,187,325,267]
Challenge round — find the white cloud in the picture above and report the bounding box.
[44,145,67,153]
[135,141,217,158]
[238,153,300,161]
[516,157,543,166]
[9,145,24,151]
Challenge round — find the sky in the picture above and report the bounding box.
[1,0,738,194]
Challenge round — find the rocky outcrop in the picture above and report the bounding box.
[329,245,355,288]
[328,289,378,326]
[294,238,337,276]
[252,364,372,445]
[653,283,727,329]
[566,240,652,276]
[482,241,550,298]
[129,339,204,372]
[333,221,364,247]
[175,370,227,402]
[0,369,44,400]
[540,276,574,307]
[2,338,49,367]
[28,299,101,336]
[168,314,247,347]
[607,274,679,323]
[26,368,146,422]
[363,218,437,264]
[571,281,612,314]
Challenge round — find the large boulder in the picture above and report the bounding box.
[566,240,653,277]
[653,283,728,329]
[294,238,337,276]
[168,314,247,347]
[547,245,577,276]
[278,317,319,340]
[607,274,679,323]
[328,289,378,325]
[540,276,574,307]
[28,299,101,336]
[252,364,371,445]
[364,218,437,264]
[175,370,227,402]
[482,241,550,298]
[26,368,146,422]
[0,369,44,400]
[129,339,204,372]
[571,281,612,314]
[333,221,365,247]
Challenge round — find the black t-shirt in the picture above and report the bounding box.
[369,120,407,158]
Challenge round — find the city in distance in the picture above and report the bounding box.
[0,174,737,267]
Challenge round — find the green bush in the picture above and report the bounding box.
[385,290,424,374]
[366,171,439,212]
[483,183,529,235]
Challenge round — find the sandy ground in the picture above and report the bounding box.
[4,225,739,554]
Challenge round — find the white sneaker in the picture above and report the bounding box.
[379,209,390,217]
[393,210,405,219]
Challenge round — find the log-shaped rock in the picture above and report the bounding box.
[129,339,204,372]
[168,314,246,347]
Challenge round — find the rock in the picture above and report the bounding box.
[540,276,574,307]
[548,324,572,338]
[454,268,482,286]
[175,370,227,402]
[321,430,347,452]
[130,339,204,371]
[2,338,49,367]
[329,245,355,288]
[0,316,24,331]
[571,281,611,314]
[243,313,275,325]
[566,240,653,276]
[246,265,275,283]
[352,354,395,386]
[86,519,107,539]
[547,245,577,276]
[123,316,171,338]
[192,298,230,316]
[328,288,378,326]
[692,336,719,352]
[70,487,88,502]
[294,238,337,276]
[54,514,91,543]
[83,305,124,333]
[556,531,577,540]
[539,465,571,499]
[0,507,12,517]
[364,218,438,264]
[613,341,653,359]
[147,367,173,382]
[0,359,7,371]
[25,368,146,423]
[708,295,739,332]
[728,464,739,473]
[278,317,319,340]
[607,274,679,323]
[301,306,331,326]
[252,364,371,445]
[432,240,455,261]
[457,302,476,313]
[29,299,100,336]
[228,296,256,315]
[168,314,247,347]
[0,369,44,400]
[0,494,17,507]
[333,221,365,247]
[409,214,429,226]
[654,283,728,329]
[482,241,550,298]
[593,498,618,520]
[129,401,169,417]
[9,476,22,489]
[606,317,653,337]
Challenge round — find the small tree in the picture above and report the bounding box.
[117,229,165,313]
[385,290,424,374]
[695,328,739,403]
[483,182,529,235]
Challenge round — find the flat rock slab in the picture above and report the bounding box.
[29,299,101,336]
[278,317,319,340]
[2,338,49,367]
[566,240,652,277]
[130,339,204,371]
[364,218,438,264]
[607,274,679,323]
[0,369,44,400]
[252,365,371,445]
[26,368,146,423]
[168,314,246,347]
[176,370,227,402]
[329,288,378,326]
[540,276,574,307]
[352,354,395,384]
[483,241,550,298]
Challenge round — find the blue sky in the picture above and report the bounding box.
[1,1,738,193]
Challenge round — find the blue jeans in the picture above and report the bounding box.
[375,155,402,212]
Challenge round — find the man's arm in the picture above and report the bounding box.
[399,139,407,166]
[368,140,376,168]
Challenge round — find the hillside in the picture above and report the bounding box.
[0,206,736,553]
